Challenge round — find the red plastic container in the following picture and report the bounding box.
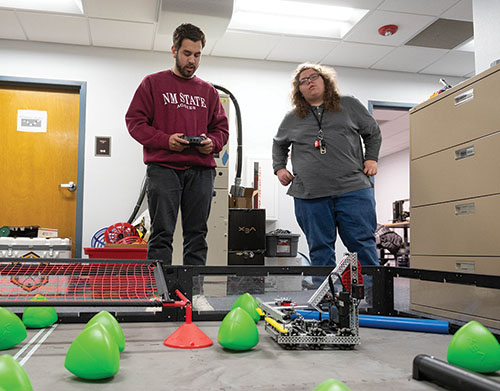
[84,247,147,259]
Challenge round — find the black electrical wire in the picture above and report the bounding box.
[127,175,147,224]
[211,83,243,183]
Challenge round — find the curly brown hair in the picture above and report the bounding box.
[173,23,206,51]
[291,63,341,118]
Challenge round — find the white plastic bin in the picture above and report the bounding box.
[0,237,72,258]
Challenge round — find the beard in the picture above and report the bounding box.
[175,56,197,78]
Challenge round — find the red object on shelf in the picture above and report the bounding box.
[84,247,147,259]
[378,24,398,36]
[104,222,138,244]
[117,236,146,245]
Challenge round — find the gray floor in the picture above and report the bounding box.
[5,270,499,390]
[8,320,461,391]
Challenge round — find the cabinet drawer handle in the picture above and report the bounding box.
[456,261,475,273]
[454,88,474,106]
[455,145,474,160]
[455,202,475,215]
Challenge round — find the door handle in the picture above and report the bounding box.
[60,181,76,192]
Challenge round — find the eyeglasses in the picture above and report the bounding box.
[298,73,320,86]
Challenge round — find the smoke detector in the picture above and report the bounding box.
[378,24,398,37]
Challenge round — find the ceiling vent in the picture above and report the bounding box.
[405,18,473,50]
[158,0,233,41]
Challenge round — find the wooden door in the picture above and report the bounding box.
[0,85,80,254]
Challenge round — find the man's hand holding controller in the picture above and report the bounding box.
[169,133,213,154]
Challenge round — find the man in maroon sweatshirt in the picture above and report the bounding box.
[125,23,229,265]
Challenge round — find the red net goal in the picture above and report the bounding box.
[0,259,164,306]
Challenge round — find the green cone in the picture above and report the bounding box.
[22,294,58,329]
[231,293,260,323]
[313,379,351,391]
[85,310,125,352]
[0,354,33,391]
[447,320,500,373]
[64,322,120,379]
[218,307,259,351]
[0,307,27,350]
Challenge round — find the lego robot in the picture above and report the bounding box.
[259,253,364,349]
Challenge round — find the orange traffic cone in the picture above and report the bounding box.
[163,303,212,349]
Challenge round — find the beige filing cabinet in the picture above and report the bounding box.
[172,94,230,268]
[409,63,500,329]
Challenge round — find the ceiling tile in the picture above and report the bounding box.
[344,10,436,46]
[379,130,409,157]
[455,37,474,52]
[294,0,384,9]
[441,0,473,21]
[374,108,408,121]
[153,32,171,52]
[84,0,158,22]
[371,46,447,73]
[17,12,90,45]
[405,19,473,50]
[266,37,339,63]
[419,50,474,77]
[89,18,155,50]
[0,10,26,40]
[381,130,409,149]
[153,32,217,54]
[375,108,409,158]
[380,114,409,138]
[378,0,458,16]
[211,31,280,60]
[322,41,394,68]
[0,0,478,79]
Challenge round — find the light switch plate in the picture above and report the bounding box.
[95,136,111,157]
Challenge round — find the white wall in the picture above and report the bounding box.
[0,39,465,258]
[473,0,500,74]
[375,148,410,225]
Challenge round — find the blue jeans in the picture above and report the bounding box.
[294,187,378,268]
[146,164,215,265]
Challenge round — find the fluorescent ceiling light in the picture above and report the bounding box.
[0,0,83,14]
[228,0,368,39]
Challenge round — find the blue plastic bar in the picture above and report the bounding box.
[359,315,449,334]
[294,310,449,334]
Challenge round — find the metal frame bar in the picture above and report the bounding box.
[0,258,155,265]
[2,259,499,327]
[0,300,163,307]
[168,265,500,330]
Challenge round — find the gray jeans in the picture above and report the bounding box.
[146,164,215,265]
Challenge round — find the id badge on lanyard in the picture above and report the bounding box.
[311,106,326,154]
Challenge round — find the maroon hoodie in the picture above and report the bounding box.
[126,70,229,168]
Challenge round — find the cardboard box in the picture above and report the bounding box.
[104,243,147,248]
[228,188,258,208]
